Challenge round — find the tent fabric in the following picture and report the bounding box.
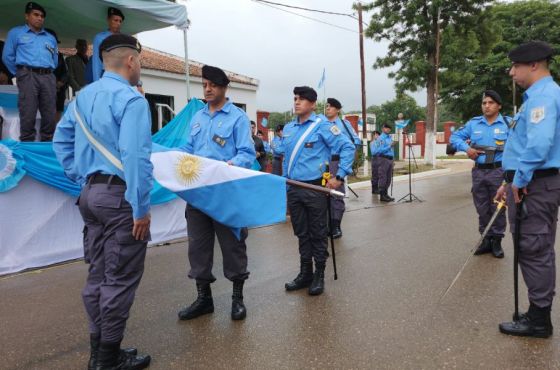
[0,0,188,47]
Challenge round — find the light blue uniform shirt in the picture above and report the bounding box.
[331,117,361,146]
[91,30,112,81]
[450,114,509,164]
[281,113,355,180]
[370,137,382,156]
[263,140,271,154]
[503,76,560,188]
[271,136,283,157]
[53,72,153,219]
[2,25,58,75]
[373,132,394,158]
[180,99,256,169]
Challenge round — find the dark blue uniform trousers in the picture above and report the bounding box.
[287,186,329,264]
[185,204,249,283]
[506,174,560,308]
[79,183,148,343]
[472,167,506,237]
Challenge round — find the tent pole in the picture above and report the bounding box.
[183,28,191,101]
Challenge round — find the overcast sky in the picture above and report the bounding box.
[138,0,425,112]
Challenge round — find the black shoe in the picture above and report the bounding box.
[491,236,504,258]
[285,259,313,291]
[231,280,247,320]
[379,191,394,202]
[178,282,214,320]
[331,220,342,239]
[95,342,151,370]
[308,264,325,296]
[474,236,492,255]
[499,304,553,338]
[88,335,139,370]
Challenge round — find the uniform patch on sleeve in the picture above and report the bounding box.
[330,125,341,135]
[530,107,545,124]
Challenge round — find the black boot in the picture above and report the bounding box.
[474,236,493,255]
[379,190,394,202]
[178,282,214,320]
[285,259,313,291]
[499,304,553,338]
[88,335,138,370]
[95,341,151,370]
[308,263,325,296]
[231,280,247,320]
[331,220,342,239]
[491,236,505,258]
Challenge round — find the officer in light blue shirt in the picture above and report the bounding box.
[324,97,358,239]
[53,34,152,370]
[497,41,560,339]
[450,90,509,258]
[92,7,125,82]
[178,65,255,323]
[270,124,284,175]
[283,86,354,297]
[2,2,58,142]
[371,124,395,202]
[369,130,382,194]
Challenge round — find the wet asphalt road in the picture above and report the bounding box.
[2,168,560,369]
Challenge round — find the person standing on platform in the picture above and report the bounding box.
[53,34,152,370]
[66,39,88,94]
[283,86,354,296]
[92,7,124,81]
[177,65,255,322]
[496,41,560,339]
[450,90,509,258]
[2,2,58,141]
[324,97,358,238]
[370,130,381,194]
[372,124,395,202]
[271,124,284,176]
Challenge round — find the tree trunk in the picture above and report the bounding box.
[424,50,437,167]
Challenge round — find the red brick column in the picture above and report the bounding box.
[256,111,270,141]
[415,121,426,157]
[343,114,360,133]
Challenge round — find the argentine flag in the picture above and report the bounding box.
[151,149,287,229]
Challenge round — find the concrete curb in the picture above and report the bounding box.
[349,168,453,190]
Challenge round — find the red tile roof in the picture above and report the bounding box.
[59,46,258,87]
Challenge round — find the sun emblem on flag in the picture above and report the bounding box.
[175,154,201,185]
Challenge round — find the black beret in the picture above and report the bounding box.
[202,65,230,86]
[44,28,59,44]
[508,41,554,63]
[99,34,141,61]
[26,2,45,17]
[108,7,125,20]
[293,86,317,102]
[275,124,284,132]
[382,124,392,129]
[482,90,502,105]
[326,98,342,109]
[373,130,381,136]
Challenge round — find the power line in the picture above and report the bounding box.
[252,0,359,34]
[253,0,358,19]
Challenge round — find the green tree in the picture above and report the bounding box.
[440,0,560,120]
[267,111,293,129]
[363,0,492,165]
[366,93,426,132]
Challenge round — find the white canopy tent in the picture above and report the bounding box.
[1,0,191,97]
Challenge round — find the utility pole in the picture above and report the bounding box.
[430,6,442,169]
[357,2,367,139]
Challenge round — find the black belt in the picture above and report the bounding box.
[376,154,393,160]
[331,154,340,161]
[17,65,52,74]
[504,168,559,183]
[87,173,126,186]
[273,156,282,160]
[475,161,502,170]
[297,178,323,186]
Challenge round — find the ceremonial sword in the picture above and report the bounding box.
[439,199,507,301]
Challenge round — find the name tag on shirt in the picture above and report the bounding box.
[212,134,226,147]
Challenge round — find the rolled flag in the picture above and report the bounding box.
[395,119,410,130]
[261,117,268,128]
[151,147,286,229]
[318,68,326,89]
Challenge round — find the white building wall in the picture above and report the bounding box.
[141,69,258,121]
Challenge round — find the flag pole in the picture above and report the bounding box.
[286,179,344,198]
